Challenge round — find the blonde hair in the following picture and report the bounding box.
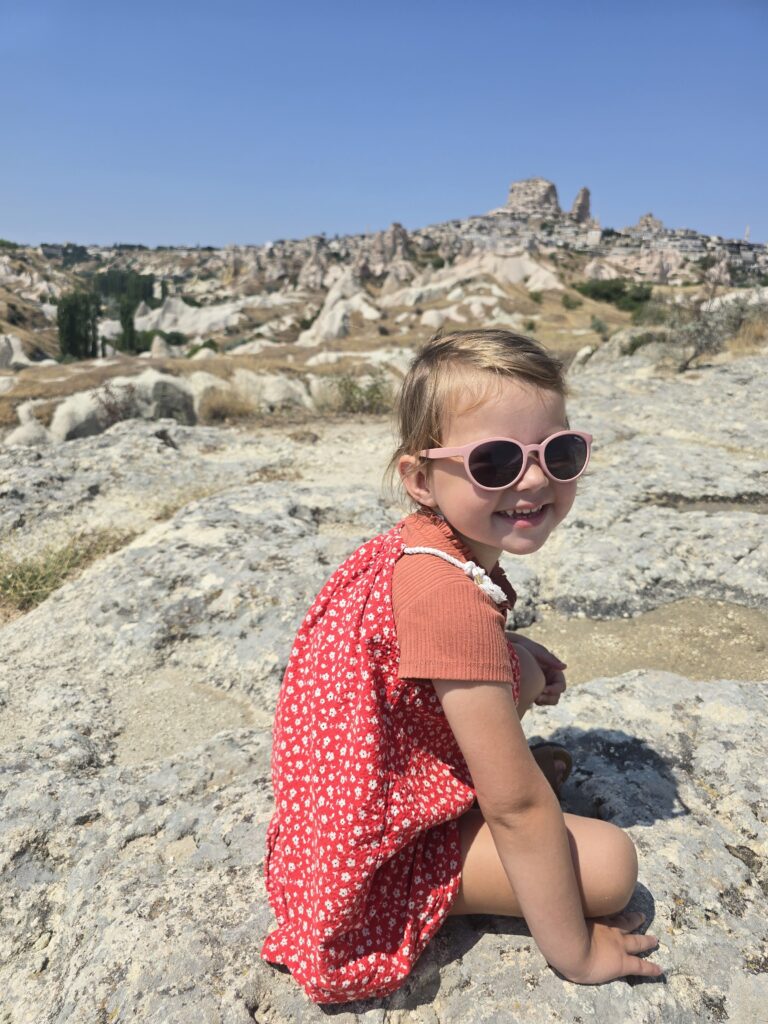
[386,329,567,502]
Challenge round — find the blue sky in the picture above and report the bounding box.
[3,0,766,246]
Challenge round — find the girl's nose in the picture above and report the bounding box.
[516,454,548,489]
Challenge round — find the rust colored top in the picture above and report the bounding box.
[392,509,518,684]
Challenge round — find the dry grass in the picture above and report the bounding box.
[151,485,219,521]
[197,388,260,424]
[0,528,135,615]
[728,317,768,355]
[0,357,141,427]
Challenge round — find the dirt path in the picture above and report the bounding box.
[521,597,768,685]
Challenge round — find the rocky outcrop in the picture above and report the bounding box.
[99,296,247,344]
[629,212,665,236]
[43,370,196,443]
[368,222,412,272]
[2,352,767,1021]
[570,186,591,223]
[0,333,34,370]
[296,267,381,346]
[506,177,561,219]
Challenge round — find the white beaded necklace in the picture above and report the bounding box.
[401,546,508,605]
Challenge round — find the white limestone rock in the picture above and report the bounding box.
[231,369,311,411]
[149,334,174,358]
[704,285,768,312]
[584,258,620,281]
[420,308,448,330]
[569,327,673,373]
[1,468,765,1022]
[94,296,248,340]
[0,333,33,370]
[47,370,196,442]
[4,416,51,446]
[48,390,108,441]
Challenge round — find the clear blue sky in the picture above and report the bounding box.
[3,0,766,246]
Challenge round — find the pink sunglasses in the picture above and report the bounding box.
[420,430,593,491]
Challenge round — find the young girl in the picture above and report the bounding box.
[262,329,662,1003]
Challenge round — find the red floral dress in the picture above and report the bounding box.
[261,520,520,1003]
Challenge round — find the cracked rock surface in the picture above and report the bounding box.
[2,353,767,1023]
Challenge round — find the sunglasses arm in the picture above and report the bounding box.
[419,446,466,459]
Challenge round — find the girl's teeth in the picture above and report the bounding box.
[501,506,542,518]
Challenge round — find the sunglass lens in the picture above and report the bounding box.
[544,434,588,480]
[468,440,524,488]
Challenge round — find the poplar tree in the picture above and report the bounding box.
[57,292,101,360]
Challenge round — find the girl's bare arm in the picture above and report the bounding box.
[433,678,662,983]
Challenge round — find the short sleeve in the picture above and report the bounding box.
[392,554,519,685]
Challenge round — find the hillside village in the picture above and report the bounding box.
[1,176,767,444]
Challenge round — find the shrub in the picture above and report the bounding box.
[198,389,258,424]
[94,380,138,427]
[61,244,90,267]
[163,331,188,347]
[334,369,391,414]
[561,293,583,310]
[529,291,543,305]
[696,254,718,272]
[298,310,320,331]
[671,299,767,371]
[0,238,20,249]
[590,315,609,339]
[187,339,219,358]
[523,320,537,334]
[575,278,652,313]
[413,247,445,270]
[630,300,674,325]
[624,331,661,356]
[5,301,24,325]
[0,530,134,613]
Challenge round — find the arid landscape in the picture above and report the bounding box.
[2,178,767,1023]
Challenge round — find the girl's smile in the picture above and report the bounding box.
[400,376,579,571]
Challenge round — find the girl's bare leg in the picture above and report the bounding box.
[449,809,638,919]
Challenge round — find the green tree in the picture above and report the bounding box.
[92,269,157,307]
[118,296,137,352]
[57,291,101,360]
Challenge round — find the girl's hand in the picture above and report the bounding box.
[508,633,567,706]
[562,912,663,984]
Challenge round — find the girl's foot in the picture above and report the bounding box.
[530,743,572,797]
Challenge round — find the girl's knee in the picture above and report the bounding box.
[568,817,639,917]
[595,823,638,915]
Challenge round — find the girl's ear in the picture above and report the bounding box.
[398,454,438,508]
